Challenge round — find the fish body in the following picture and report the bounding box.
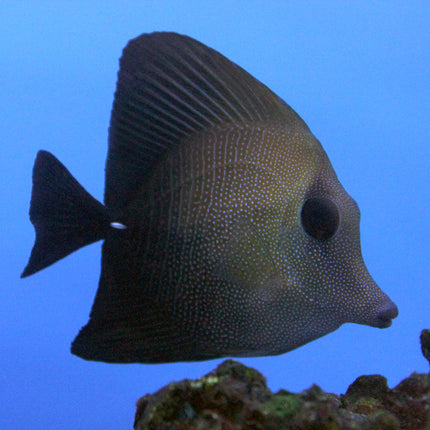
[22,32,398,363]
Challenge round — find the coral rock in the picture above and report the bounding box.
[134,359,430,429]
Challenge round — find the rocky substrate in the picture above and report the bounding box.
[134,331,430,429]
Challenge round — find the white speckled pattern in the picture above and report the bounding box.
[67,32,398,363]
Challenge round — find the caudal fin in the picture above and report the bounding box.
[21,151,109,278]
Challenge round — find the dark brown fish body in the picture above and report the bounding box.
[22,32,398,363]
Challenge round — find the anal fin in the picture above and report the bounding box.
[71,236,205,363]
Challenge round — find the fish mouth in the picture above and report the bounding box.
[373,300,399,328]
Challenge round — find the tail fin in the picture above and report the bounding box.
[21,150,109,278]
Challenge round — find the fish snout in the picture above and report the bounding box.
[373,299,399,328]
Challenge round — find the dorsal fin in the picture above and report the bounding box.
[105,32,310,209]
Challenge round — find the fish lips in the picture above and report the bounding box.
[371,299,399,328]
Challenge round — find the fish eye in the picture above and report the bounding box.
[301,197,340,240]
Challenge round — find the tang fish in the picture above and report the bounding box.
[22,32,398,363]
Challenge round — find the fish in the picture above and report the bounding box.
[21,32,398,363]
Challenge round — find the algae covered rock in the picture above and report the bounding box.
[133,360,430,429]
[134,332,430,429]
[134,359,271,429]
[342,373,430,429]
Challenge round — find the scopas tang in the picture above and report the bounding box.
[22,32,398,363]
